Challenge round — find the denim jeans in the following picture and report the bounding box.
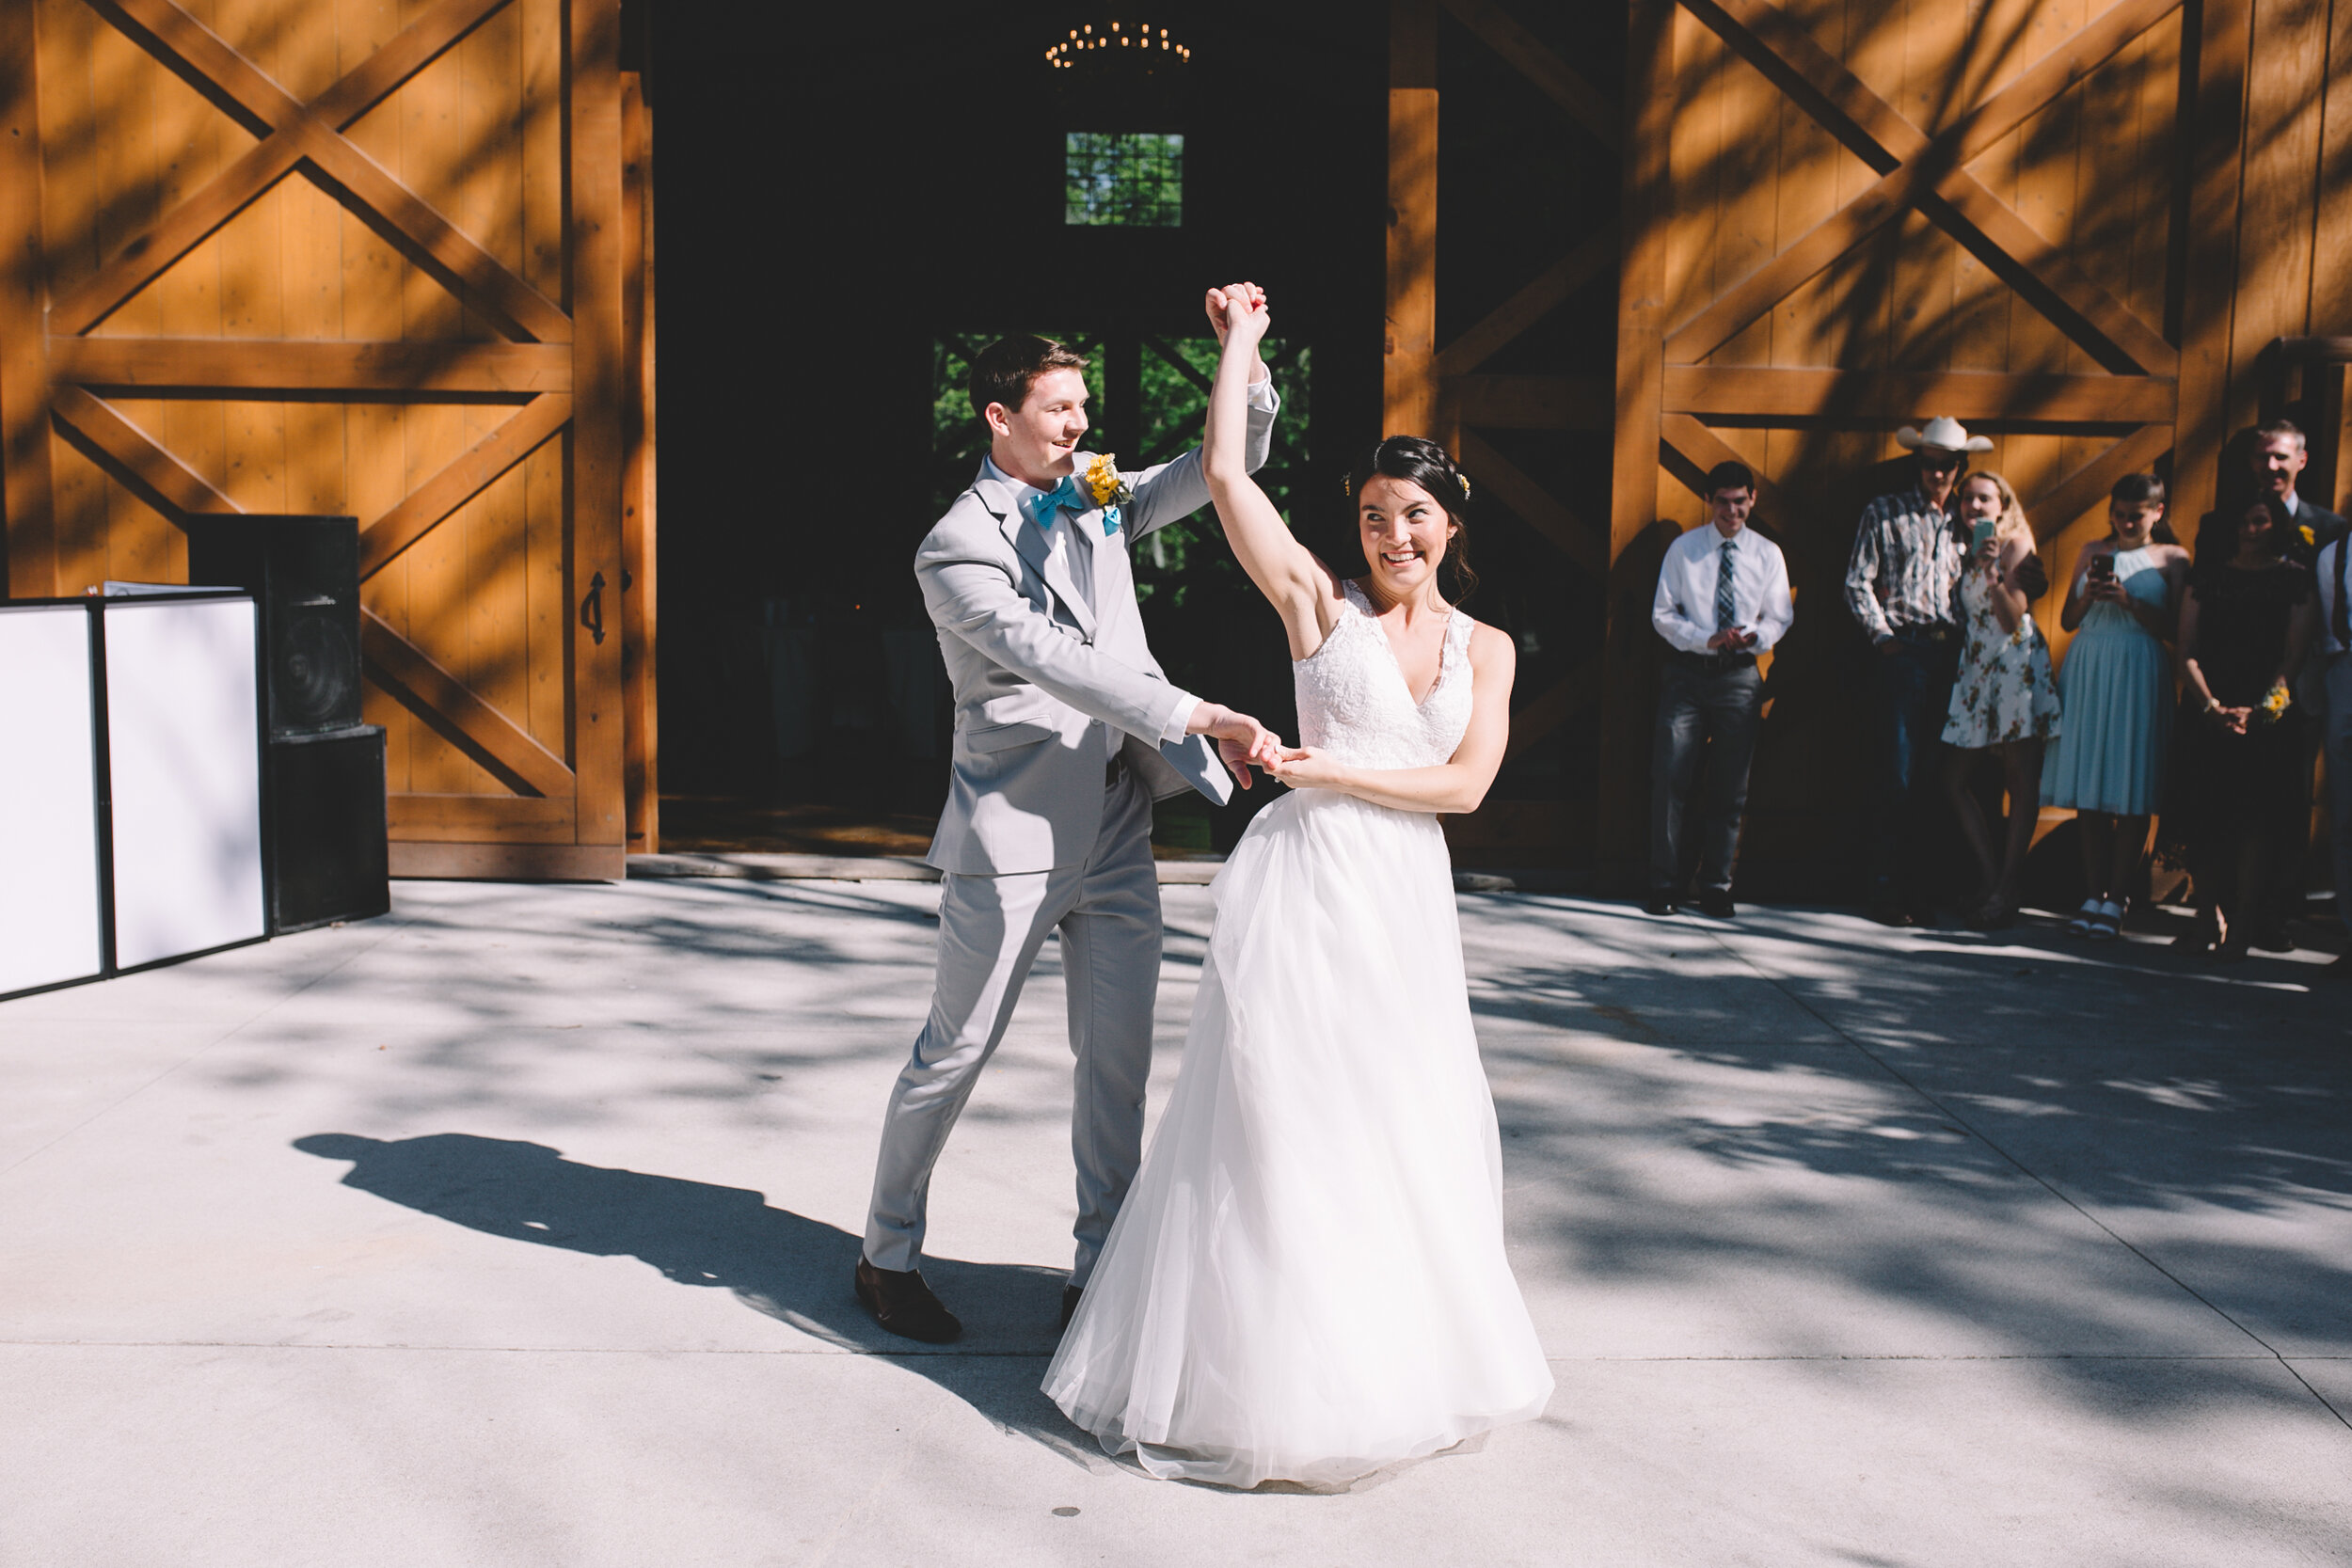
[1867,629,1961,902]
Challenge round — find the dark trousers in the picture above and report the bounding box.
[1650,658,1765,897]
[1867,629,1962,903]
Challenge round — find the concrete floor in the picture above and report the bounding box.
[3,878,2348,1566]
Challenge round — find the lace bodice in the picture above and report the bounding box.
[1293,582,1477,771]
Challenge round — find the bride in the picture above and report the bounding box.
[1042,282,1553,1488]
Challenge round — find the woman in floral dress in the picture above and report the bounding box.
[1941,470,2062,927]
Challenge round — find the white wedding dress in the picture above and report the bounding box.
[1043,582,1554,1489]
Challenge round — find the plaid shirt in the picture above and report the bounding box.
[1843,486,1966,642]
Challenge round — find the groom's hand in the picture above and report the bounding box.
[1203,283,1271,372]
[1187,701,1281,788]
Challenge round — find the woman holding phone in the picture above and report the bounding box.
[1941,469,2062,927]
[2043,473,2188,940]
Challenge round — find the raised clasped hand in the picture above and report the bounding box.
[1205,281,1270,345]
[1193,702,1282,788]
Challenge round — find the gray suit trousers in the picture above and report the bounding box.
[863,768,1160,1285]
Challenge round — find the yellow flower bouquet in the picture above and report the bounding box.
[2253,677,2292,726]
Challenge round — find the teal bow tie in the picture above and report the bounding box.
[1026,477,1084,532]
[1025,475,1122,536]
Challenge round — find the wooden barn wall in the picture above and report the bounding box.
[1,0,651,878]
[1388,0,2352,893]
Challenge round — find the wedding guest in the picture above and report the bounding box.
[2045,474,2190,940]
[1939,471,2061,928]
[2195,420,2348,569]
[1645,461,1794,918]
[2173,496,2318,959]
[1845,417,2048,926]
[2310,526,2352,973]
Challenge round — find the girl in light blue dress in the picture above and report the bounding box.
[2043,473,2190,939]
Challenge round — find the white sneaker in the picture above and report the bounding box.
[2066,897,2102,937]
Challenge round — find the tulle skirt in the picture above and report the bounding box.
[2043,611,2170,816]
[1042,788,1554,1489]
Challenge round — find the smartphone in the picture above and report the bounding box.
[2087,553,2116,583]
[1969,518,1997,553]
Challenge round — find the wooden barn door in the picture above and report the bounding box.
[1,0,643,879]
[1603,0,2203,893]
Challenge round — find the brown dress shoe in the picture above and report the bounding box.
[853,1258,961,1343]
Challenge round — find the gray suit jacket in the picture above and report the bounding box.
[917,400,1278,875]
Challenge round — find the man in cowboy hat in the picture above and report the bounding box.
[1843,416,2046,926]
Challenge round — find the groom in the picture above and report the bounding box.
[856,295,1282,1343]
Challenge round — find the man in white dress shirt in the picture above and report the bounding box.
[1647,461,1794,918]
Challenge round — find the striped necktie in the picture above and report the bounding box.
[1713,537,1740,634]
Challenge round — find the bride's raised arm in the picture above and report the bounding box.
[1200,286,1342,659]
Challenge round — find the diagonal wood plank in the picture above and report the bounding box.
[361,609,575,799]
[57,0,516,333]
[2024,423,2174,541]
[1435,225,1618,378]
[89,0,568,343]
[51,385,241,524]
[1678,0,2178,375]
[53,338,572,394]
[1502,658,1603,761]
[1458,429,1605,574]
[1437,0,1621,150]
[360,393,571,578]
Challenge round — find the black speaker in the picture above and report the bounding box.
[186,515,362,739]
[266,725,390,934]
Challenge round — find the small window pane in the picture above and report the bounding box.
[1065,133,1184,227]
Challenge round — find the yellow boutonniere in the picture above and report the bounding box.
[2300,523,2316,546]
[1084,452,1132,508]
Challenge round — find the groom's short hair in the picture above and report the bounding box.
[970,336,1089,421]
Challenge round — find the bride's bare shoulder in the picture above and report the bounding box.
[1465,618,1517,673]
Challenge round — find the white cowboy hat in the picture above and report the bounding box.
[1895,416,1994,453]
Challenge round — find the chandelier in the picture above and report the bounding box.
[1043,19,1192,71]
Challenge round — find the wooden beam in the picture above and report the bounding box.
[1661,367,2178,424]
[569,0,628,849]
[55,0,515,335]
[52,339,572,395]
[2173,0,2251,536]
[90,0,569,343]
[358,394,571,578]
[1458,430,1605,575]
[50,386,241,524]
[1386,0,1440,439]
[1678,0,2179,375]
[1598,0,1678,895]
[620,72,659,855]
[2023,424,2174,541]
[0,6,56,596]
[361,608,575,799]
[1503,658,1604,761]
[1436,0,1620,150]
[386,842,622,880]
[1432,225,1617,378]
[1454,373,1611,429]
[389,793,576,839]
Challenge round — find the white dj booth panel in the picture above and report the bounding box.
[103,596,267,970]
[0,604,104,995]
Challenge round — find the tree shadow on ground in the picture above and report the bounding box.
[291,1132,1103,1466]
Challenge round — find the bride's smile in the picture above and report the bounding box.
[1357,476,1456,600]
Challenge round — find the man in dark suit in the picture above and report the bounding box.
[2198,420,2347,944]
[2198,420,2347,567]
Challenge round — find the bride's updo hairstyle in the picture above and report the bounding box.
[1344,436,1479,605]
